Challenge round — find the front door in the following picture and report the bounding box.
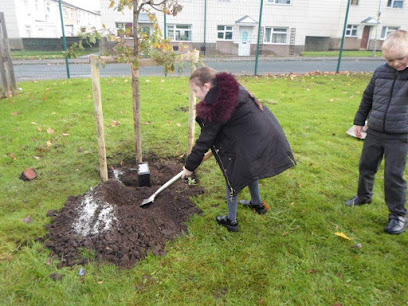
[360,26,371,49]
[238,27,251,56]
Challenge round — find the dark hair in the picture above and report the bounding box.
[190,66,217,86]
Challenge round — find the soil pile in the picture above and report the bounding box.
[45,158,204,269]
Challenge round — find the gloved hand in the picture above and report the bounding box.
[181,166,193,180]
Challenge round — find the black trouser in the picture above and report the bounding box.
[357,130,408,217]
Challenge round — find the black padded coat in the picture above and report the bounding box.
[185,72,296,196]
[354,63,408,134]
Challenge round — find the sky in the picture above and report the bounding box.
[64,0,101,11]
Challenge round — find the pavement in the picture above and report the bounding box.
[12,54,386,65]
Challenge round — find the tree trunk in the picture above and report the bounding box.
[132,1,142,163]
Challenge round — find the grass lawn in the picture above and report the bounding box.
[11,48,99,60]
[304,50,384,58]
[1,73,407,304]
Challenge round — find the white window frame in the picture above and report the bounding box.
[167,24,192,42]
[263,27,289,44]
[387,0,404,8]
[217,25,233,41]
[381,26,399,39]
[115,22,132,35]
[346,25,358,37]
[267,0,291,4]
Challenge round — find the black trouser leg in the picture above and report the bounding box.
[357,133,384,200]
[384,137,408,217]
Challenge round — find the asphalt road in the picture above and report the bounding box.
[13,57,384,82]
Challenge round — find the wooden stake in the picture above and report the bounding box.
[131,63,142,163]
[0,12,17,98]
[90,55,108,182]
[187,50,200,155]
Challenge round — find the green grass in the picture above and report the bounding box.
[1,74,407,304]
[304,50,384,58]
[11,48,99,60]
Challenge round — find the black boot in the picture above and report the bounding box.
[239,200,268,214]
[345,196,372,206]
[216,215,239,232]
[384,215,408,234]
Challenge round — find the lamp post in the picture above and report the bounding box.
[336,0,352,73]
[254,0,264,75]
[372,0,382,57]
[58,0,70,78]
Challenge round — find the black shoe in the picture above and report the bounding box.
[345,196,372,206]
[384,215,408,234]
[216,215,239,232]
[239,200,268,215]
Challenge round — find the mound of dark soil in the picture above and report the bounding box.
[45,158,204,269]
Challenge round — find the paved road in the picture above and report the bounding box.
[13,57,385,81]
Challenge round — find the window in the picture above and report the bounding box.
[264,27,288,44]
[346,25,358,37]
[167,24,192,41]
[387,0,404,8]
[381,26,399,39]
[267,0,291,4]
[217,25,233,40]
[115,22,132,35]
[351,0,359,5]
[140,26,150,35]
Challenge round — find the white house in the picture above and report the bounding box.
[0,0,101,49]
[100,0,408,56]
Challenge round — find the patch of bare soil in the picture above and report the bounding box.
[45,157,204,269]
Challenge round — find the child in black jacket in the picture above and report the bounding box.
[346,30,408,234]
[182,66,296,232]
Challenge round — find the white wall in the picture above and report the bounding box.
[99,0,408,48]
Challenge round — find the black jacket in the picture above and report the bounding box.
[185,72,296,196]
[354,64,408,134]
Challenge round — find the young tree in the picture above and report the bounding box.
[111,0,183,163]
[70,0,184,163]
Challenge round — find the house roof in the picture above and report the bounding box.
[235,15,258,26]
[50,0,101,16]
[361,17,380,25]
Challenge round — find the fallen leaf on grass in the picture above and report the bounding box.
[176,123,181,127]
[335,232,352,240]
[62,133,70,136]
[47,128,55,134]
[9,153,17,160]
[38,127,43,132]
[47,141,52,147]
[98,281,104,284]
[33,156,40,160]
[11,111,20,116]
[112,121,120,127]
[22,216,34,224]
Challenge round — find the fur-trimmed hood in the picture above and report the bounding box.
[196,72,240,123]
